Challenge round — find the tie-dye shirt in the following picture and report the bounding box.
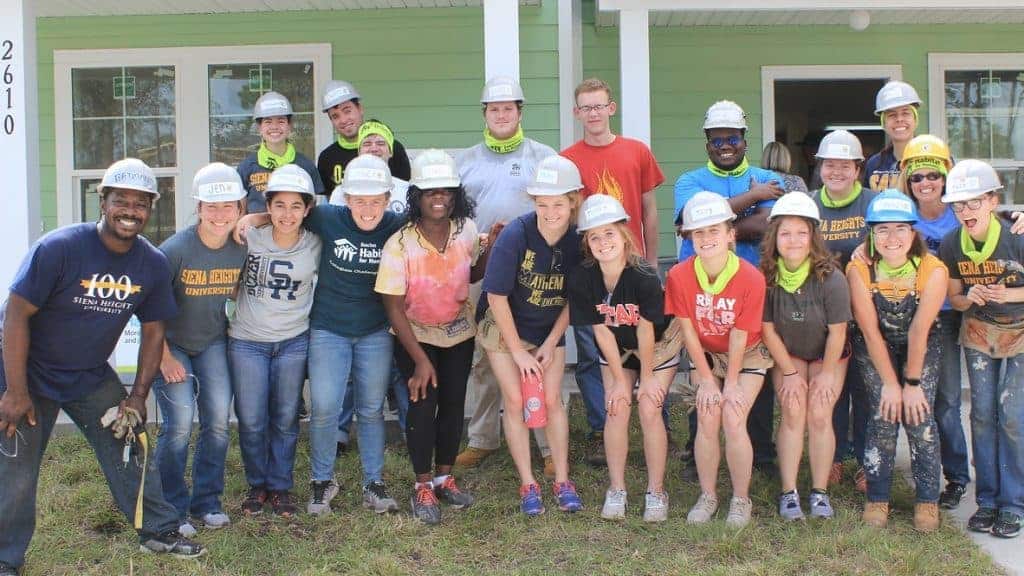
[375,218,480,347]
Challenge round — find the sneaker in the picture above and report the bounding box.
[553,481,583,513]
[0,561,17,576]
[177,521,197,538]
[863,501,889,528]
[913,502,940,533]
[139,531,207,559]
[778,490,804,522]
[808,490,834,519]
[586,432,607,467]
[411,483,441,525]
[196,511,231,530]
[726,496,753,528]
[542,456,555,480]
[643,491,669,523]
[307,480,339,516]
[601,488,627,520]
[939,482,966,510]
[686,492,719,524]
[854,467,867,493]
[241,486,268,516]
[434,476,474,509]
[269,490,297,517]
[519,483,545,517]
[992,510,1023,539]
[363,481,400,514]
[454,446,497,468]
[967,507,998,533]
[828,462,844,486]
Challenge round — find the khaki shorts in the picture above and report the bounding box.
[477,309,539,354]
[687,341,774,379]
[602,317,686,372]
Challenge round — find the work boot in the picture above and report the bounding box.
[454,446,496,468]
[863,501,889,528]
[913,502,940,533]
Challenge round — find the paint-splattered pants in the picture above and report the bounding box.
[964,349,1024,516]
[854,335,941,504]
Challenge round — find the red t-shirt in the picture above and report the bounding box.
[561,136,665,256]
[664,256,765,354]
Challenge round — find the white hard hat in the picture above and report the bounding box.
[264,164,315,198]
[874,81,922,116]
[769,192,820,222]
[322,80,360,112]
[680,191,736,231]
[527,155,581,196]
[337,154,394,197]
[253,91,293,120]
[815,130,864,161]
[942,159,1003,204]
[480,76,526,104]
[410,149,460,189]
[192,162,245,203]
[577,194,629,232]
[99,158,160,200]
[703,100,747,131]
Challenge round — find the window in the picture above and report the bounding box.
[55,44,331,239]
[929,54,1024,205]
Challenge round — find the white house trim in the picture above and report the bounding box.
[618,9,651,146]
[558,0,583,150]
[597,0,1024,11]
[483,0,519,82]
[760,64,903,145]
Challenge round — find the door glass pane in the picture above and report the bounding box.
[80,177,176,245]
[208,62,316,166]
[945,69,1024,161]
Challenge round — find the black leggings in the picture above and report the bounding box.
[394,337,475,476]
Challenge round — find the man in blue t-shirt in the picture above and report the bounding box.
[673,101,784,482]
[0,159,205,574]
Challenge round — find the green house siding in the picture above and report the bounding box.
[35,3,559,232]
[582,1,1024,257]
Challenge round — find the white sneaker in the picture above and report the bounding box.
[643,491,669,523]
[600,488,627,520]
[307,479,340,516]
[726,496,753,528]
[197,511,231,529]
[177,521,197,538]
[686,492,719,524]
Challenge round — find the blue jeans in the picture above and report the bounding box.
[390,361,409,433]
[0,374,179,569]
[833,349,868,464]
[228,332,308,492]
[934,310,970,486]
[153,339,233,521]
[965,348,1024,516]
[308,328,392,485]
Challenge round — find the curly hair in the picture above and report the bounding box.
[760,215,837,284]
[399,184,476,251]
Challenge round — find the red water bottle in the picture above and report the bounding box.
[521,372,547,429]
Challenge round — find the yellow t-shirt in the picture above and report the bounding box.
[846,252,946,302]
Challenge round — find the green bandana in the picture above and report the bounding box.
[877,256,920,280]
[484,125,524,154]
[357,120,395,152]
[960,215,1001,264]
[336,135,359,150]
[706,157,749,178]
[695,252,740,295]
[905,157,948,177]
[257,142,296,170]
[820,181,863,209]
[776,257,810,294]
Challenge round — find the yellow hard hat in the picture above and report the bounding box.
[901,134,952,170]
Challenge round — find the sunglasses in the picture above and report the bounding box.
[909,172,943,184]
[708,135,743,149]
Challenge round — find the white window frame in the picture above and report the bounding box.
[54,43,332,231]
[760,64,903,145]
[928,52,1024,208]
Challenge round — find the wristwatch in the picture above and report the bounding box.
[904,377,921,387]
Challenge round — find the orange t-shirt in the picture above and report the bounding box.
[562,136,665,255]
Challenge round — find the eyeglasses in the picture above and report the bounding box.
[951,198,985,213]
[577,103,611,114]
[709,135,743,149]
[909,172,943,184]
[873,226,913,239]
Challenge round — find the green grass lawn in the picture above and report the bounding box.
[27,400,1002,576]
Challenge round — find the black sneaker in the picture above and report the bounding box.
[967,507,998,532]
[363,481,400,514]
[586,431,607,467]
[939,482,966,510]
[992,510,1023,538]
[139,531,206,559]
[434,476,474,509]
[241,486,268,516]
[336,441,349,457]
[411,483,441,525]
[0,561,18,576]
[269,490,297,517]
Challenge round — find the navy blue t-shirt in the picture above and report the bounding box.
[237,152,324,214]
[306,205,406,338]
[477,214,582,347]
[0,224,176,402]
